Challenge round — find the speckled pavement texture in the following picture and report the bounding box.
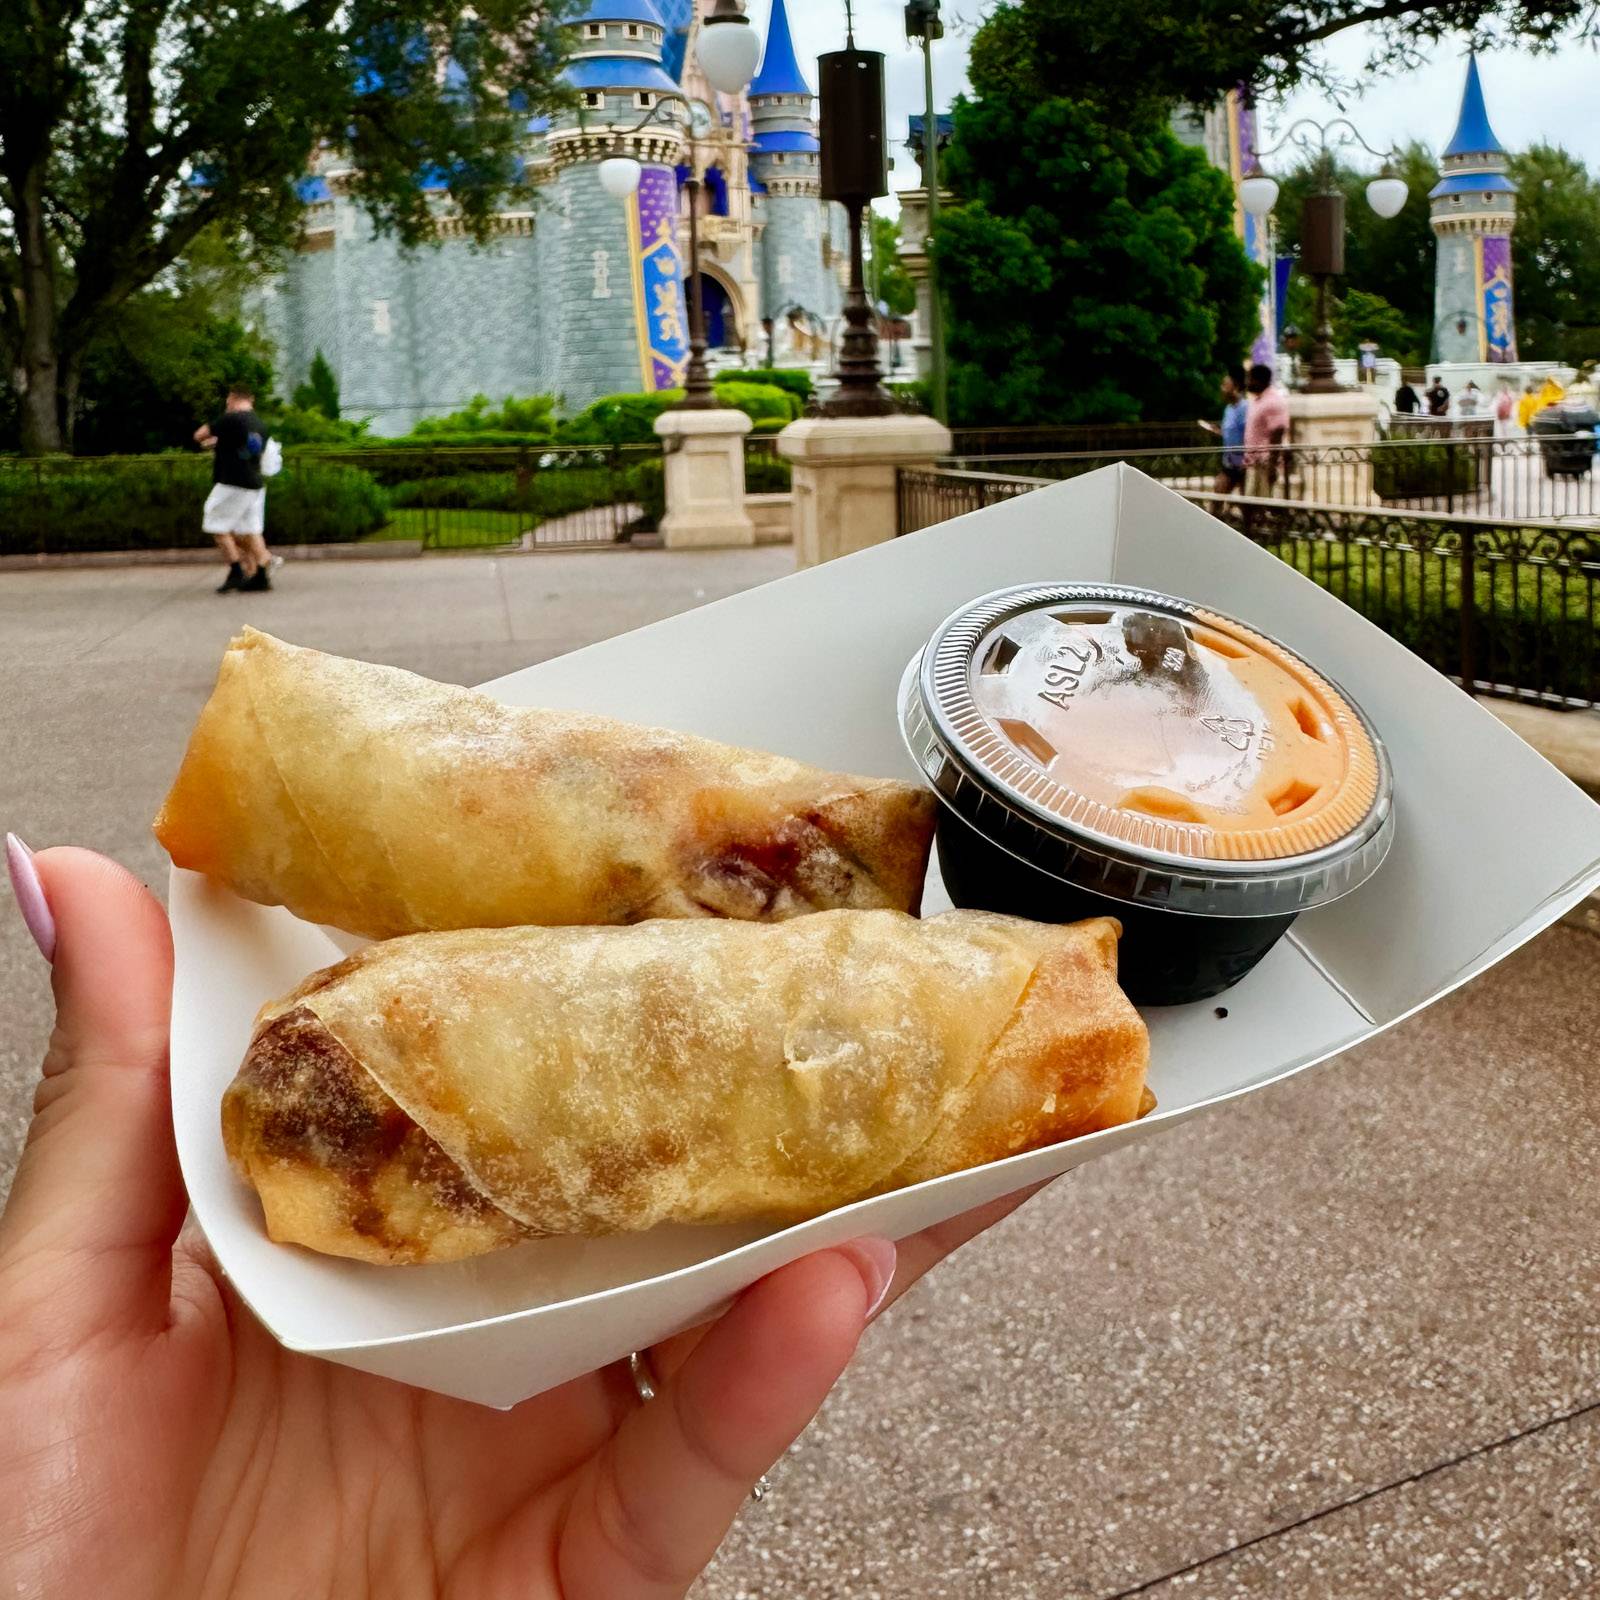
[3,554,1598,1599]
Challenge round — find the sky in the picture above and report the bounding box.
[754,0,1600,192]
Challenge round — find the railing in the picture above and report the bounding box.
[897,466,1600,710]
[947,421,1213,457]
[0,443,662,556]
[300,443,660,550]
[943,433,1600,526]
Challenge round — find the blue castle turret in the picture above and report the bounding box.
[547,0,692,398]
[1430,55,1518,363]
[748,0,842,347]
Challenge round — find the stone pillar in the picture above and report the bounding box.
[654,408,755,549]
[778,413,952,567]
[1289,389,1379,505]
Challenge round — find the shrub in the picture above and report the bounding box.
[713,381,801,429]
[747,456,793,493]
[888,379,932,414]
[265,406,371,447]
[558,391,682,445]
[387,462,643,522]
[558,384,801,445]
[0,457,389,554]
[411,393,557,439]
[716,368,814,403]
[1373,442,1481,500]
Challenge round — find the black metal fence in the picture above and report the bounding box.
[897,466,1600,710]
[300,443,661,550]
[944,433,1600,525]
[948,421,1213,456]
[0,444,662,556]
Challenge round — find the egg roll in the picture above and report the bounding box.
[155,629,935,940]
[223,910,1151,1265]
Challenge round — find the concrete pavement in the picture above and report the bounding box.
[2,552,1598,1599]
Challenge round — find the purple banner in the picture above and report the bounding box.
[1480,234,1516,363]
[630,164,691,391]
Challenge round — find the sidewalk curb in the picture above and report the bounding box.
[0,541,423,572]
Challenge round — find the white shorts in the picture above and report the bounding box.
[203,484,266,537]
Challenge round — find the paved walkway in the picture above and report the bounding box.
[3,553,1599,1599]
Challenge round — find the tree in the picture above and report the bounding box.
[935,15,1262,427]
[868,211,918,319]
[1335,288,1419,359]
[1,0,573,453]
[1507,143,1600,364]
[293,351,342,421]
[973,0,1595,113]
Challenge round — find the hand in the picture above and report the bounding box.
[0,846,1039,1600]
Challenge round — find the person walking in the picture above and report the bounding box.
[1424,375,1451,418]
[195,386,275,593]
[1394,376,1420,415]
[1243,363,1289,498]
[1198,367,1250,493]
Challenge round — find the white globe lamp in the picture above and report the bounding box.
[697,5,760,95]
[1365,174,1409,219]
[1238,174,1279,218]
[598,154,642,199]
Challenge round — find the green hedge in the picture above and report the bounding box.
[0,458,389,554]
[1277,536,1600,702]
[1373,443,1482,501]
[560,384,801,445]
[717,368,814,402]
[389,463,652,521]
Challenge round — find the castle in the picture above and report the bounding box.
[259,0,849,435]
[1429,55,1517,366]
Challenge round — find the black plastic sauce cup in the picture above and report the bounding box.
[899,585,1395,1007]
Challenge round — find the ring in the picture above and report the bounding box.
[628,1350,658,1403]
[626,1349,772,1503]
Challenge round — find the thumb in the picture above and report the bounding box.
[1,841,184,1338]
[554,1241,895,1600]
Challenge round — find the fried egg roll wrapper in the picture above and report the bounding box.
[223,910,1151,1265]
[155,629,935,939]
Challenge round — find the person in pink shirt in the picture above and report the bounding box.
[1243,362,1290,497]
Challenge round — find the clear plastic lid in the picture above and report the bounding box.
[899,584,1395,918]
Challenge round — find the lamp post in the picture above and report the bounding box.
[817,4,894,417]
[904,0,947,424]
[1240,119,1408,395]
[594,4,759,409]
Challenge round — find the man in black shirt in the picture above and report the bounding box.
[1425,377,1451,418]
[194,386,275,593]
[1393,378,1419,415]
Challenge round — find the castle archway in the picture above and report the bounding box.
[693,263,747,355]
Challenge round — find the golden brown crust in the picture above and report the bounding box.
[223,1006,527,1264]
[155,629,935,939]
[223,911,1150,1264]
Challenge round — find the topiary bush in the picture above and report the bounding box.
[558,384,801,445]
[716,368,814,403]
[0,456,389,554]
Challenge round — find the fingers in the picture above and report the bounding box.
[557,1241,895,1600]
[0,846,183,1338]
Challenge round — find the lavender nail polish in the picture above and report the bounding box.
[5,834,56,964]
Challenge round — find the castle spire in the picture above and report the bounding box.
[1443,54,1505,159]
[748,0,812,99]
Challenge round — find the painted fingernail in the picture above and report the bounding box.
[5,835,56,964]
[837,1237,897,1321]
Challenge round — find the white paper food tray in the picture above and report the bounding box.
[169,465,1600,1407]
